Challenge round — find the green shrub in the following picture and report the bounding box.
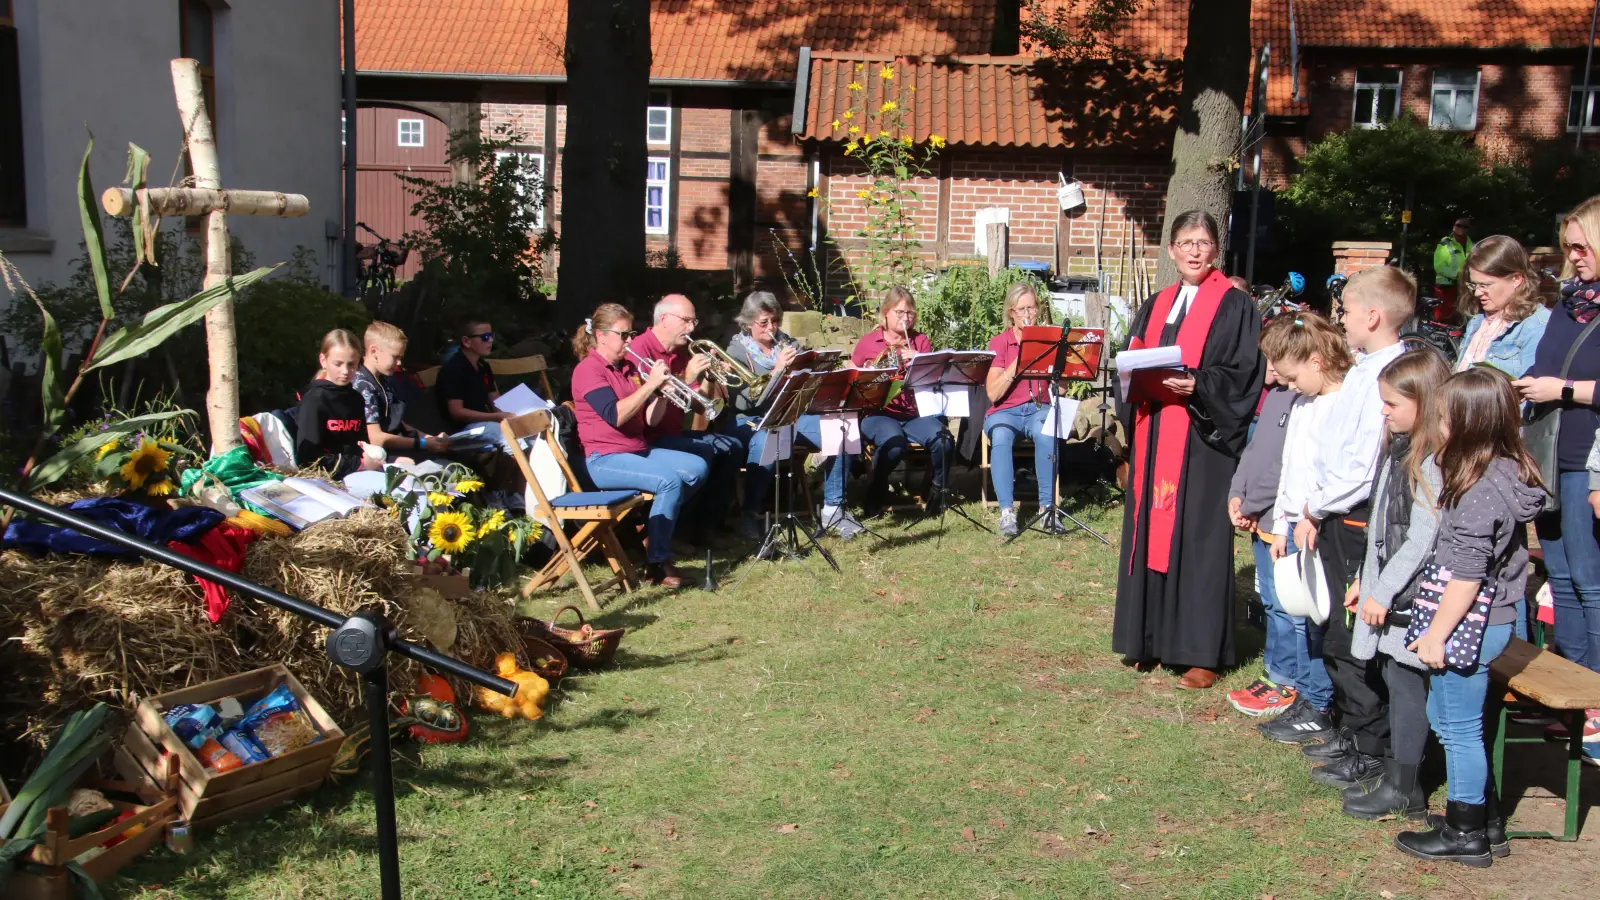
[234,260,369,413]
[915,265,1053,351]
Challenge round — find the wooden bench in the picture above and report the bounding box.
[1488,636,1600,842]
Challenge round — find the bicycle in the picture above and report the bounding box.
[356,222,410,309]
[1398,292,1462,363]
[1253,271,1307,325]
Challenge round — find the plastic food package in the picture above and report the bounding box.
[196,737,244,772]
[164,704,221,750]
[219,728,271,765]
[239,684,322,757]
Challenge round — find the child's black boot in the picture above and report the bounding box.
[1395,800,1492,868]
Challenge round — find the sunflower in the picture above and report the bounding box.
[429,511,475,553]
[929,134,946,149]
[477,509,507,538]
[145,479,175,497]
[453,479,485,494]
[119,439,170,490]
[95,440,120,462]
[427,491,455,508]
[880,100,898,112]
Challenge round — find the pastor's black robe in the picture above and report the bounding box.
[1111,286,1263,670]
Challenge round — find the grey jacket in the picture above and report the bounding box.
[1353,453,1441,669]
[1431,456,1546,626]
[1228,387,1296,521]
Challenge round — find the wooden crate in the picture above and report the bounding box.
[1,752,179,900]
[117,664,345,831]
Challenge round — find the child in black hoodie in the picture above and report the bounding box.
[295,329,382,479]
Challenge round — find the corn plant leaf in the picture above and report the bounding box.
[122,142,155,275]
[24,411,191,492]
[76,134,114,321]
[33,297,65,434]
[86,264,279,372]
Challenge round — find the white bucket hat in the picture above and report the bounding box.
[1273,549,1331,625]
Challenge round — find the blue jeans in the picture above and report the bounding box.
[653,429,742,527]
[1535,470,1600,673]
[984,402,1056,509]
[1426,619,1516,804]
[860,414,951,504]
[586,448,707,564]
[1297,617,1335,712]
[732,414,850,513]
[1253,535,1298,688]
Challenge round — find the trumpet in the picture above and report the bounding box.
[626,346,726,421]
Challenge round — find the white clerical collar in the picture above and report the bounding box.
[1165,284,1200,324]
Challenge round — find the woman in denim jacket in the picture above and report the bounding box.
[1454,236,1549,377]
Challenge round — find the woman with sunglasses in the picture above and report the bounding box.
[571,303,708,588]
[1454,236,1549,377]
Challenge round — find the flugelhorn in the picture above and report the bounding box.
[689,338,768,393]
[626,346,726,420]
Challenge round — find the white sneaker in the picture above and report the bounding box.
[998,507,1019,538]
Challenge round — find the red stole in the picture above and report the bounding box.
[1128,268,1231,574]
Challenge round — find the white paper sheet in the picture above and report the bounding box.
[816,413,860,457]
[913,385,973,418]
[1115,345,1185,397]
[494,383,550,416]
[282,477,367,515]
[757,425,795,465]
[1039,397,1083,439]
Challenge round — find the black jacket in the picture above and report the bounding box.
[294,379,367,478]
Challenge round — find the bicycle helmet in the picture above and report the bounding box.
[1287,272,1306,295]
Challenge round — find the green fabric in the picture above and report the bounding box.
[179,445,283,516]
[1433,235,1472,285]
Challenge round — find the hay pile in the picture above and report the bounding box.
[0,507,522,751]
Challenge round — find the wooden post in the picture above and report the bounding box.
[102,187,309,219]
[172,59,239,456]
[986,222,1009,279]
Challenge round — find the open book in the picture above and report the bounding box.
[239,477,369,530]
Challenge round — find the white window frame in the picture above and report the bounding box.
[397,118,425,147]
[495,150,545,230]
[647,90,671,145]
[1352,68,1403,129]
[645,156,670,235]
[1570,79,1600,133]
[1429,68,1480,131]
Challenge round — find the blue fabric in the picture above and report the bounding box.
[1295,584,1336,711]
[733,414,849,512]
[1536,470,1600,674]
[984,401,1056,509]
[3,498,224,558]
[548,490,640,508]
[860,413,952,503]
[1253,535,1299,688]
[586,448,706,564]
[1427,619,1516,804]
[1458,307,1548,378]
[653,429,742,525]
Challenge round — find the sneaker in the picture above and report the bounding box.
[830,510,866,542]
[1259,698,1335,744]
[1310,751,1383,788]
[1302,728,1354,762]
[1039,506,1069,536]
[998,508,1020,538]
[1543,713,1600,743]
[1228,679,1299,718]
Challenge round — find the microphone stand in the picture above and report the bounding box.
[0,487,517,900]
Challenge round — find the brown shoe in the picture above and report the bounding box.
[646,563,685,589]
[1176,667,1218,690]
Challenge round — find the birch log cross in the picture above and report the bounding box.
[100,59,310,456]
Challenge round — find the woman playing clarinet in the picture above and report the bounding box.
[1112,211,1264,690]
[850,286,953,518]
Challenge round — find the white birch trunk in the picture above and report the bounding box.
[172,58,241,456]
[102,187,309,219]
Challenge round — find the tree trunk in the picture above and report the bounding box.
[1152,0,1252,288]
[102,187,309,219]
[172,58,241,456]
[558,0,651,331]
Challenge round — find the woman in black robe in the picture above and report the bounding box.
[1112,211,1264,689]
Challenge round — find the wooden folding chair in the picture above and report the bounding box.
[502,410,649,611]
[979,426,1062,509]
[488,354,556,400]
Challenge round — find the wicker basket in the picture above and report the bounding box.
[521,606,624,669]
[517,631,570,683]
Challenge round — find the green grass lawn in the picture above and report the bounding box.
[111,501,1542,899]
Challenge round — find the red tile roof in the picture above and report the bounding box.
[797,52,1178,150]
[355,0,996,82]
[1295,0,1599,49]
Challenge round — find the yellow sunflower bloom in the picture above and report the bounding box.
[807,187,818,198]
[930,134,946,149]
[880,100,898,112]
[95,440,119,462]
[857,190,870,198]
[429,511,475,553]
[119,439,170,490]
[847,81,864,92]
[477,510,508,538]
[427,491,455,508]
[901,135,913,145]
[453,479,485,494]
[842,109,854,120]
[878,131,890,138]
[862,133,874,144]
[145,479,175,497]
[847,124,861,134]
[830,119,841,129]
[879,65,896,80]
[844,141,859,155]
[855,62,865,72]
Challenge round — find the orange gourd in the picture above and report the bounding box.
[416,672,455,704]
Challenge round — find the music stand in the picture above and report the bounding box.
[1003,326,1112,545]
[730,369,841,590]
[802,366,893,545]
[898,350,995,534]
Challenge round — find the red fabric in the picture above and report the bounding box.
[571,352,649,455]
[850,328,933,420]
[1431,284,1458,322]
[629,328,693,438]
[168,524,258,623]
[1128,268,1232,574]
[238,417,273,466]
[987,330,1048,411]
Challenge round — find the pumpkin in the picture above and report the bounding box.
[416,672,455,704]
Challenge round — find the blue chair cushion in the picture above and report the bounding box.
[548,490,640,508]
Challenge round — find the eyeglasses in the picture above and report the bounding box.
[1568,242,1594,256]
[1173,240,1216,253]
[1464,280,1493,295]
[469,331,495,342]
[665,312,699,327]
[751,317,779,328]
[599,329,638,340]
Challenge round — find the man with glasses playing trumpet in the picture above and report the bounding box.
[723,291,863,541]
[629,293,744,544]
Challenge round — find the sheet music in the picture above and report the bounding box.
[1039,397,1083,438]
[494,383,550,416]
[1115,345,1185,397]
[758,424,795,465]
[913,384,972,418]
[816,413,860,457]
